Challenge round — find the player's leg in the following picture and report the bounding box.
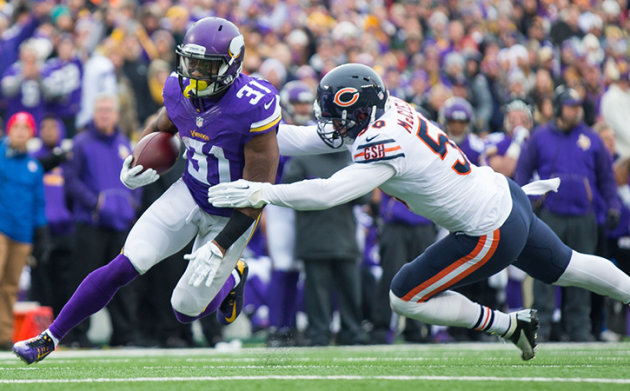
[13,180,198,364]
[389,229,516,334]
[264,205,300,346]
[516,216,630,307]
[390,180,539,359]
[170,212,257,324]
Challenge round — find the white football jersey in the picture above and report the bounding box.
[352,97,512,235]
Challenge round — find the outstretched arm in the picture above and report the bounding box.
[208,162,395,210]
[277,124,339,156]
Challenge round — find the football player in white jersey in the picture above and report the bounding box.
[208,63,630,360]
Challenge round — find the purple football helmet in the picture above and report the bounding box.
[438,97,474,127]
[176,17,245,97]
[280,81,315,126]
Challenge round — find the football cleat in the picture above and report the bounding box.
[503,309,539,361]
[217,259,248,325]
[13,332,56,365]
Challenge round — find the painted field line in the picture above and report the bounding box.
[2,375,630,384]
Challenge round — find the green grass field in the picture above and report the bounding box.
[1,342,629,391]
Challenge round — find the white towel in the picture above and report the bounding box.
[521,177,561,196]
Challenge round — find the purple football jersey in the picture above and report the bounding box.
[163,72,281,216]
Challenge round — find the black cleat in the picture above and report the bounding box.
[503,309,539,361]
[217,259,248,325]
[13,332,56,365]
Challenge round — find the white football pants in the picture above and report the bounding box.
[123,179,256,316]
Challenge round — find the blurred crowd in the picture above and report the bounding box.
[1,0,630,348]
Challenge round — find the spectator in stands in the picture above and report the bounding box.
[75,37,121,132]
[63,93,142,347]
[601,62,630,159]
[41,34,83,138]
[1,39,47,126]
[283,150,369,346]
[515,86,620,342]
[484,99,534,178]
[0,112,46,350]
[28,115,74,319]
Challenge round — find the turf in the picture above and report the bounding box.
[1,342,629,391]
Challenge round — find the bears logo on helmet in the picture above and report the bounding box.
[333,88,360,107]
[315,63,388,148]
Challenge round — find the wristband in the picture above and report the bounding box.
[214,210,256,250]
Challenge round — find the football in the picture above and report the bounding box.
[131,132,181,175]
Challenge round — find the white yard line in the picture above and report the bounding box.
[1,375,630,384]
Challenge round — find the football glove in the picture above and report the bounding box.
[120,155,159,190]
[184,241,224,287]
[208,179,270,209]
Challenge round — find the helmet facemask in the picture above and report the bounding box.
[176,32,244,98]
[315,101,374,148]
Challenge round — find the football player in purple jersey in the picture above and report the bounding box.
[13,17,281,364]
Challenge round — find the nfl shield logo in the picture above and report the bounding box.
[196,116,204,128]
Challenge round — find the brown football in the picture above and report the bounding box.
[131,132,181,175]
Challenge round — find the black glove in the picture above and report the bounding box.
[32,226,52,266]
[606,209,621,230]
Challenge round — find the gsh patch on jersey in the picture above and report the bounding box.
[354,137,404,163]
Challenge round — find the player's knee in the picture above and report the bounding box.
[170,290,204,319]
[389,290,408,316]
[122,239,160,274]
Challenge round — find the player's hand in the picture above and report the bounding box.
[120,155,159,190]
[208,179,269,208]
[184,241,224,287]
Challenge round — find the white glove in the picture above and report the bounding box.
[120,155,160,190]
[184,241,224,287]
[207,179,270,208]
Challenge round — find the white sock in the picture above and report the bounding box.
[556,250,630,304]
[473,305,511,336]
[231,269,241,287]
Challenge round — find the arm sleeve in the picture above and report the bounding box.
[262,162,395,210]
[277,124,339,156]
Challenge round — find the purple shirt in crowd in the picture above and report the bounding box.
[514,122,620,216]
[41,56,83,118]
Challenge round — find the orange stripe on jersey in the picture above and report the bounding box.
[354,151,365,159]
[401,229,500,302]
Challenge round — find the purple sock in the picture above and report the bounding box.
[49,254,139,340]
[281,271,299,328]
[268,270,299,328]
[173,275,235,323]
